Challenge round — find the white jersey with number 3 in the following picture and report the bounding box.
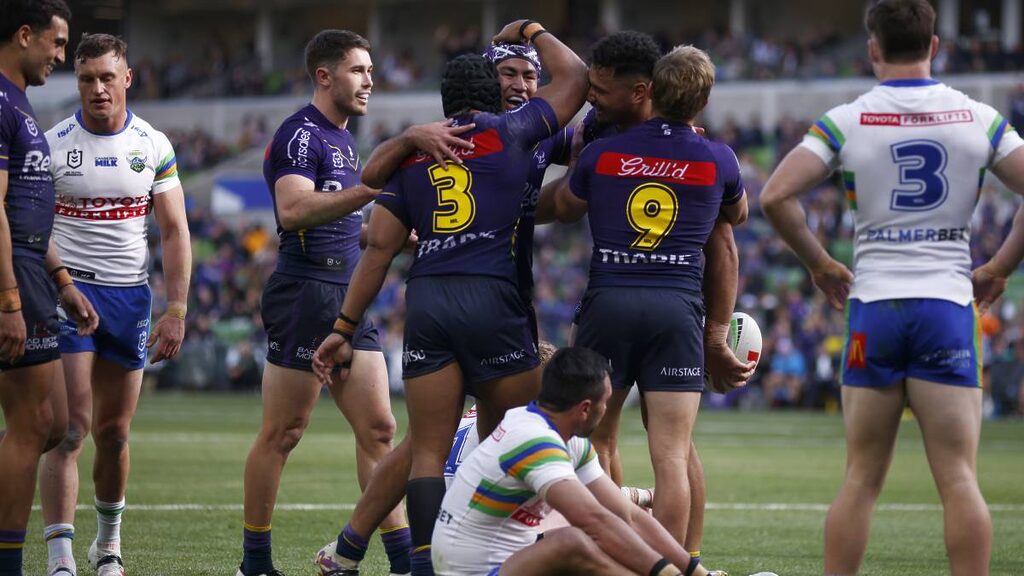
[799,79,1024,305]
[46,110,180,286]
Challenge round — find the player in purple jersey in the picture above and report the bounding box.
[555,40,752,557]
[312,42,574,576]
[0,2,100,575]
[313,20,587,576]
[238,30,464,576]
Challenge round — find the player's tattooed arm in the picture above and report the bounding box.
[361,120,477,188]
[275,174,379,231]
[762,147,852,310]
[976,147,1024,311]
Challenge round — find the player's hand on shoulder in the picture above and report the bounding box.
[972,262,1009,314]
[493,20,533,45]
[312,333,353,386]
[407,120,476,168]
[809,257,853,311]
[59,284,100,336]
[0,309,27,364]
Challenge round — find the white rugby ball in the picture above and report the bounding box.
[728,312,763,367]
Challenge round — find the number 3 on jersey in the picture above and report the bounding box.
[890,139,948,211]
[429,163,475,233]
[627,183,679,250]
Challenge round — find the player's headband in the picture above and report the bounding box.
[483,43,542,74]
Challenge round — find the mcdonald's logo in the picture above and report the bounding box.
[847,332,867,369]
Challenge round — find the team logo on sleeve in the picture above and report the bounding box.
[67,149,82,169]
[127,150,147,173]
[24,115,38,137]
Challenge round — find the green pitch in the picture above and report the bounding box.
[8,392,1023,575]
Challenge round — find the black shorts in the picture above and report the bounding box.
[0,259,60,371]
[575,286,704,393]
[261,272,381,372]
[402,276,538,389]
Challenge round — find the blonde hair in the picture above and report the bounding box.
[538,340,558,366]
[651,45,715,123]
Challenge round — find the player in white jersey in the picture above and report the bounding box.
[434,347,735,576]
[39,34,191,576]
[761,2,1024,574]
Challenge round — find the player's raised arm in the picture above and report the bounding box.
[761,147,852,310]
[361,120,477,188]
[493,20,588,128]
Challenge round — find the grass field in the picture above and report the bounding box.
[6,392,1024,575]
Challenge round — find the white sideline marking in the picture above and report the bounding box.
[30,502,1024,513]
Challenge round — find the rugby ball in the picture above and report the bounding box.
[728,312,763,367]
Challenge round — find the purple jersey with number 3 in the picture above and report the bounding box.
[376,98,559,284]
[570,117,745,292]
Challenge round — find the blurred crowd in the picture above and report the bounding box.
[126,24,1024,101]
[143,115,1024,419]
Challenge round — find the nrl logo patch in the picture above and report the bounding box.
[67,149,82,169]
[127,149,146,173]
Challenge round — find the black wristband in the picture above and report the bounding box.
[684,555,701,576]
[650,558,671,576]
[518,20,537,40]
[338,311,360,326]
[331,328,355,342]
[48,265,67,278]
[529,29,549,43]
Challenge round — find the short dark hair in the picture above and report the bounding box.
[537,347,610,412]
[304,29,371,82]
[589,30,661,79]
[440,54,502,117]
[75,33,127,66]
[865,0,936,64]
[0,0,71,45]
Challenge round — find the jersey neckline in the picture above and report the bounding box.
[526,401,560,435]
[74,109,134,136]
[879,78,941,88]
